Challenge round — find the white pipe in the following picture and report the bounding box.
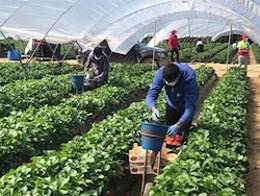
[152,20,157,70]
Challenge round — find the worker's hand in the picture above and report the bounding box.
[85,73,90,80]
[152,109,160,122]
[167,124,180,137]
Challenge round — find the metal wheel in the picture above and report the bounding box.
[143,182,154,196]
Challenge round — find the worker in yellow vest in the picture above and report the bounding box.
[237,34,250,69]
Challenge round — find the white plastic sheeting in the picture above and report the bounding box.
[0,0,259,54]
[147,18,259,47]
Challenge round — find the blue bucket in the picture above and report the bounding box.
[7,50,21,60]
[141,122,168,152]
[70,75,84,90]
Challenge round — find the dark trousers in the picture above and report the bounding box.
[166,104,192,140]
[170,48,180,63]
[196,45,204,53]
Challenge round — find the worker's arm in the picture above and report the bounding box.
[178,77,199,125]
[93,56,109,81]
[146,68,164,110]
[84,53,93,74]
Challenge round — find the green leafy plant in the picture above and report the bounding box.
[150,68,248,196]
[251,44,260,63]
[0,62,83,86]
[0,65,215,195]
[0,67,154,174]
[180,43,228,63]
[0,63,152,118]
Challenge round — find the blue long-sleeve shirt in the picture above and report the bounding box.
[146,64,199,124]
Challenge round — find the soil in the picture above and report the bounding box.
[246,77,260,196]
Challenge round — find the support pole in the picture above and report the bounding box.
[60,41,77,64]
[226,24,232,67]
[188,18,191,37]
[24,1,78,67]
[152,20,157,70]
[51,44,59,62]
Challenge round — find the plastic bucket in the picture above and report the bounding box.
[141,122,168,152]
[7,50,21,60]
[70,75,84,90]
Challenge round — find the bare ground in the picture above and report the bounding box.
[246,77,260,196]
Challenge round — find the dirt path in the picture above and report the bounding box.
[246,77,260,196]
[249,49,257,65]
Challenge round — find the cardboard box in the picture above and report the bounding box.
[129,143,155,164]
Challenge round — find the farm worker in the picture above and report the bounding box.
[195,38,204,53]
[85,46,109,84]
[146,63,199,147]
[237,34,250,68]
[168,29,181,63]
[229,41,238,63]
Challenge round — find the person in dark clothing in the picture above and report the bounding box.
[146,63,199,147]
[84,47,109,89]
[196,38,204,53]
[168,30,181,63]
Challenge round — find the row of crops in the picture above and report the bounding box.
[0,39,77,59]
[0,60,249,195]
[251,44,260,64]
[0,63,151,118]
[0,62,83,86]
[0,65,216,195]
[151,68,247,195]
[180,43,228,63]
[0,63,154,174]
[1,38,230,65]
[157,40,228,63]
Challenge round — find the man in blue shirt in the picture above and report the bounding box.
[146,63,199,147]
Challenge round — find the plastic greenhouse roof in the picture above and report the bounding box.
[0,0,259,54]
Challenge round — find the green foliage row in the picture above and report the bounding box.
[0,66,215,195]
[0,63,152,118]
[151,68,248,196]
[180,43,228,63]
[251,44,260,63]
[0,62,83,86]
[0,69,154,175]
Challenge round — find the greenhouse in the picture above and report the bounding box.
[0,0,259,195]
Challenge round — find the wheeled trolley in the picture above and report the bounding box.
[129,122,181,196]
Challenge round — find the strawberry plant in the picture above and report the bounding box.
[0,62,83,86]
[251,44,260,63]
[180,43,228,63]
[150,68,248,196]
[211,49,228,63]
[0,63,151,118]
[0,65,215,195]
[195,65,215,87]
[0,70,154,174]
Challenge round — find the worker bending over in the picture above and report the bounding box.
[146,63,199,147]
[84,47,109,89]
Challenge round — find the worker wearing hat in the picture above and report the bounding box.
[168,29,181,63]
[146,63,199,147]
[85,46,109,85]
[237,34,250,69]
